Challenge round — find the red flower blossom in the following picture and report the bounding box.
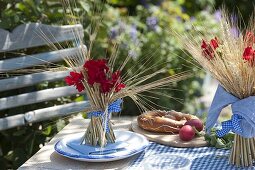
[244,31,255,46]
[210,38,219,49]
[65,71,85,92]
[84,59,109,85]
[115,83,126,92]
[201,37,219,60]
[111,71,126,92]
[243,46,255,66]
[100,80,112,93]
[83,59,125,93]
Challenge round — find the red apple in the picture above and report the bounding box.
[179,125,195,141]
[185,119,203,132]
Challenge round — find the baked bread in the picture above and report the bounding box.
[137,110,199,134]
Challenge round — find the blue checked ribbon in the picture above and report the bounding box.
[216,114,243,137]
[206,85,255,138]
[87,99,123,133]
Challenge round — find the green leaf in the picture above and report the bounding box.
[215,138,226,149]
[82,113,87,119]
[223,132,235,142]
[42,126,52,136]
[209,134,217,146]
[15,3,26,11]
[204,128,234,149]
[75,96,84,102]
[79,1,90,12]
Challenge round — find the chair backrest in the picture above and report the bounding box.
[0,23,89,130]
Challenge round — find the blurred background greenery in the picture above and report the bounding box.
[0,0,253,169]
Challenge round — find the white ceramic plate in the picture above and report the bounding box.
[54,130,149,162]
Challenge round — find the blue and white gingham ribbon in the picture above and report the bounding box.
[87,99,123,133]
[206,85,255,138]
[216,114,242,137]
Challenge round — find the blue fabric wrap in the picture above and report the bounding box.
[87,99,123,133]
[206,85,255,138]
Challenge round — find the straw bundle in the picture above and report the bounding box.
[178,9,255,167]
[38,0,190,147]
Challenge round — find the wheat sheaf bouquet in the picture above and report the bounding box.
[180,9,255,167]
[41,1,190,148]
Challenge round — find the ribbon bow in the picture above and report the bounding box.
[216,114,242,137]
[206,85,255,138]
[87,99,123,133]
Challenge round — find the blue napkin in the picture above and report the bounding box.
[206,85,255,138]
[66,137,129,156]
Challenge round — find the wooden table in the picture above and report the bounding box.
[18,116,138,170]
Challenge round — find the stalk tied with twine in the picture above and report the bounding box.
[81,99,123,147]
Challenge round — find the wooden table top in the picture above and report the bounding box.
[18,116,138,170]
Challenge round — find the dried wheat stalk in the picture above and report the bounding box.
[36,0,190,147]
[177,9,255,167]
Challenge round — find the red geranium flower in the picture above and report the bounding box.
[65,71,85,92]
[201,37,219,60]
[243,46,255,66]
[210,38,219,49]
[84,59,109,85]
[83,59,125,93]
[100,80,113,93]
[111,71,126,92]
[115,83,126,92]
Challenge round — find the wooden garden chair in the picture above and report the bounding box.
[0,23,88,130]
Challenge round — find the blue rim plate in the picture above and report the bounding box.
[54,130,149,162]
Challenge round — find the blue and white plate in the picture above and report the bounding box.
[54,130,149,162]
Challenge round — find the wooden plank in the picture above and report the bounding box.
[0,86,85,111]
[0,46,84,72]
[0,70,70,92]
[0,114,25,131]
[0,23,83,52]
[24,101,90,123]
[0,101,89,131]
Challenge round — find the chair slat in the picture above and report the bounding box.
[0,23,87,130]
[0,86,85,111]
[24,101,89,123]
[0,23,83,52]
[0,114,25,130]
[0,70,69,92]
[0,47,83,72]
[0,101,89,130]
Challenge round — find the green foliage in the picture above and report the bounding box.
[0,0,65,30]
[0,119,68,169]
[204,128,234,149]
[84,1,218,115]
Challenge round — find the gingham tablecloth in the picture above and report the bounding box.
[127,142,255,170]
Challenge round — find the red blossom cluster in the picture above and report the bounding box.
[65,59,125,93]
[243,47,255,66]
[243,31,255,66]
[201,37,219,60]
[65,71,85,92]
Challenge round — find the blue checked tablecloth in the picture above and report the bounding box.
[127,142,255,170]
